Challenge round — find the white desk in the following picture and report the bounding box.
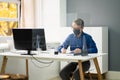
[0,52,103,80]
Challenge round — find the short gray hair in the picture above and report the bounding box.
[74,18,84,28]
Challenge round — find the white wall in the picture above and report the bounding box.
[35,0,66,28]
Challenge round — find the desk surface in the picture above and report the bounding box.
[0,51,107,62]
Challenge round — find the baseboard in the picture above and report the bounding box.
[106,71,120,80]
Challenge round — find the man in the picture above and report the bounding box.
[58,18,98,80]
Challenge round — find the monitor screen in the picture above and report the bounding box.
[12,28,46,55]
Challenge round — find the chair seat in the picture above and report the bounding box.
[0,74,10,80]
[0,74,27,80]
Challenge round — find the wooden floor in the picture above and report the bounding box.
[49,76,115,80]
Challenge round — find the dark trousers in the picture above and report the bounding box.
[59,61,90,80]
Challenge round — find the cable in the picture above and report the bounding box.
[31,55,54,64]
[31,58,53,68]
[30,55,54,68]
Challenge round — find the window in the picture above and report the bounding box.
[0,0,20,36]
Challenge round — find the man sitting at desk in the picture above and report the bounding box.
[58,18,98,80]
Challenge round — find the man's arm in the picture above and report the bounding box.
[57,35,70,53]
[87,36,98,53]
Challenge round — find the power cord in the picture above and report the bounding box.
[30,55,54,68]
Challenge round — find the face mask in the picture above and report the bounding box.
[73,29,80,36]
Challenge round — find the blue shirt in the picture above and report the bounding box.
[58,32,98,53]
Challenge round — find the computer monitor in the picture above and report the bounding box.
[12,28,47,55]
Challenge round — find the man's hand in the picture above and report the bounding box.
[74,48,82,53]
[61,48,67,54]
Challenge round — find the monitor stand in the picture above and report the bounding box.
[21,50,36,55]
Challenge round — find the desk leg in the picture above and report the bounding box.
[0,56,8,74]
[93,58,102,80]
[26,59,29,80]
[78,60,84,80]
